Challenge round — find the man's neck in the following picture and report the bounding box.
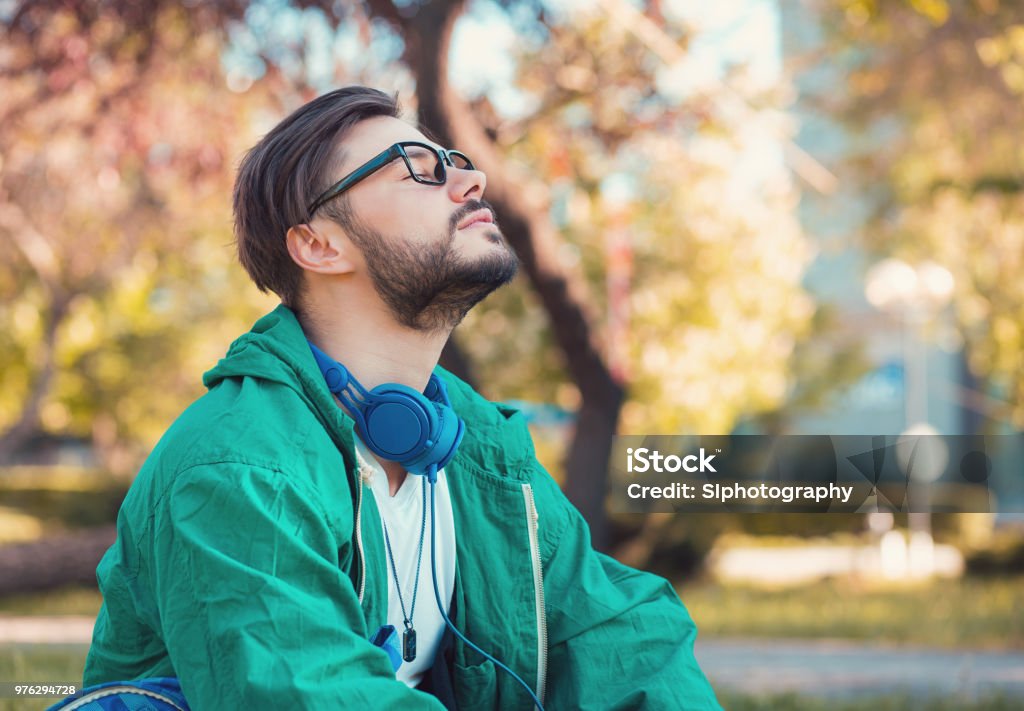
[302,305,449,392]
[297,295,451,495]
[379,458,410,497]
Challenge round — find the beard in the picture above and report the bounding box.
[345,199,519,333]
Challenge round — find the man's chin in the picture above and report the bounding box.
[470,242,518,280]
[483,228,506,245]
[457,226,512,254]
[466,222,505,244]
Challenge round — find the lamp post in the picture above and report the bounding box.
[864,258,954,578]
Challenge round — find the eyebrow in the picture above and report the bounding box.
[403,146,436,160]
[387,146,438,178]
[358,144,438,179]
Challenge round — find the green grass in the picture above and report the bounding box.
[0,587,103,617]
[680,575,1024,650]
[0,645,88,711]
[0,646,1017,711]
[0,587,99,710]
[1,577,1021,708]
[3,574,1023,650]
[716,690,1021,710]
[0,467,128,541]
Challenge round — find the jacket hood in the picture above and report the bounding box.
[202,305,539,475]
[204,306,329,398]
[202,305,355,449]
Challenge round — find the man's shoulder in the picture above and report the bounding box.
[174,376,317,466]
[129,374,346,509]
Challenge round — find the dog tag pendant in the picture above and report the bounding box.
[402,624,417,663]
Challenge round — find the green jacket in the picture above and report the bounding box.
[84,306,721,710]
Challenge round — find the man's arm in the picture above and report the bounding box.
[149,461,443,709]
[531,469,723,711]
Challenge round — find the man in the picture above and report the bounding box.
[82,86,721,709]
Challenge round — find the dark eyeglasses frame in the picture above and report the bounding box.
[306,140,475,219]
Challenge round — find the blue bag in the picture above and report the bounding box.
[50,627,399,709]
[46,677,189,711]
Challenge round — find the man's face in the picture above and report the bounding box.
[322,116,518,332]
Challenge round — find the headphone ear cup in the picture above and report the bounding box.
[361,384,439,462]
[434,407,465,470]
[402,400,463,475]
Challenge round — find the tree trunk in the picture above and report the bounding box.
[0,526,115,595]
[0,295,70,462]
[364,0,624,549]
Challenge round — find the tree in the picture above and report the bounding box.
[817,0,1024,428]
[2,0,816,564]
[358,0,629,549]
[360,0,817,549]
[0,1,290,468]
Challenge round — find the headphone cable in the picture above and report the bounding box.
[427,473,545,711]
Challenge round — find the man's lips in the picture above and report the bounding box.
[457,209,495,230]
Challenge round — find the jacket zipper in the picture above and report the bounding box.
[61,685,186,711]
[521,483,548,705]
[355,472,367,604]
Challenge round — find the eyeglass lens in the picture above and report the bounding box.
[402,146,472,184]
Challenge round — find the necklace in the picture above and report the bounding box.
[381,479,427,663]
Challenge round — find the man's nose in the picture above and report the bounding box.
[448,165,486,202]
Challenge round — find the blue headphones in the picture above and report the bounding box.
[308,341,465,483]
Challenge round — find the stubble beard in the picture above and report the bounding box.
[345,203,519,333]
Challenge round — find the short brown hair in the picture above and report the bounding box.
[233,86,400,308]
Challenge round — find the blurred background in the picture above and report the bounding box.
[1,0,1023,709]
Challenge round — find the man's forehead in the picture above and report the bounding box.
[335,116,437,173]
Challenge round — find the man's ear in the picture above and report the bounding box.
[285,222,356,275]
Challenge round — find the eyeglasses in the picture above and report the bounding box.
[307,140,475,218]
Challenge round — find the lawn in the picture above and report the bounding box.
[0,645,1018,711]
[679,575,1024,650]
[0,588,103,617]
[1,576,1022,708]
[0,646,88,711]
[0,587,99,710]
[716,690,1021,710]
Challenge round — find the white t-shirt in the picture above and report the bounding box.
[354,439,457,688]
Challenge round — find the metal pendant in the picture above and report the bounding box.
[402,625,417,663]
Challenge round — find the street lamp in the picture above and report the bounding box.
[864,258,954,578]
[865,258,954,427]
